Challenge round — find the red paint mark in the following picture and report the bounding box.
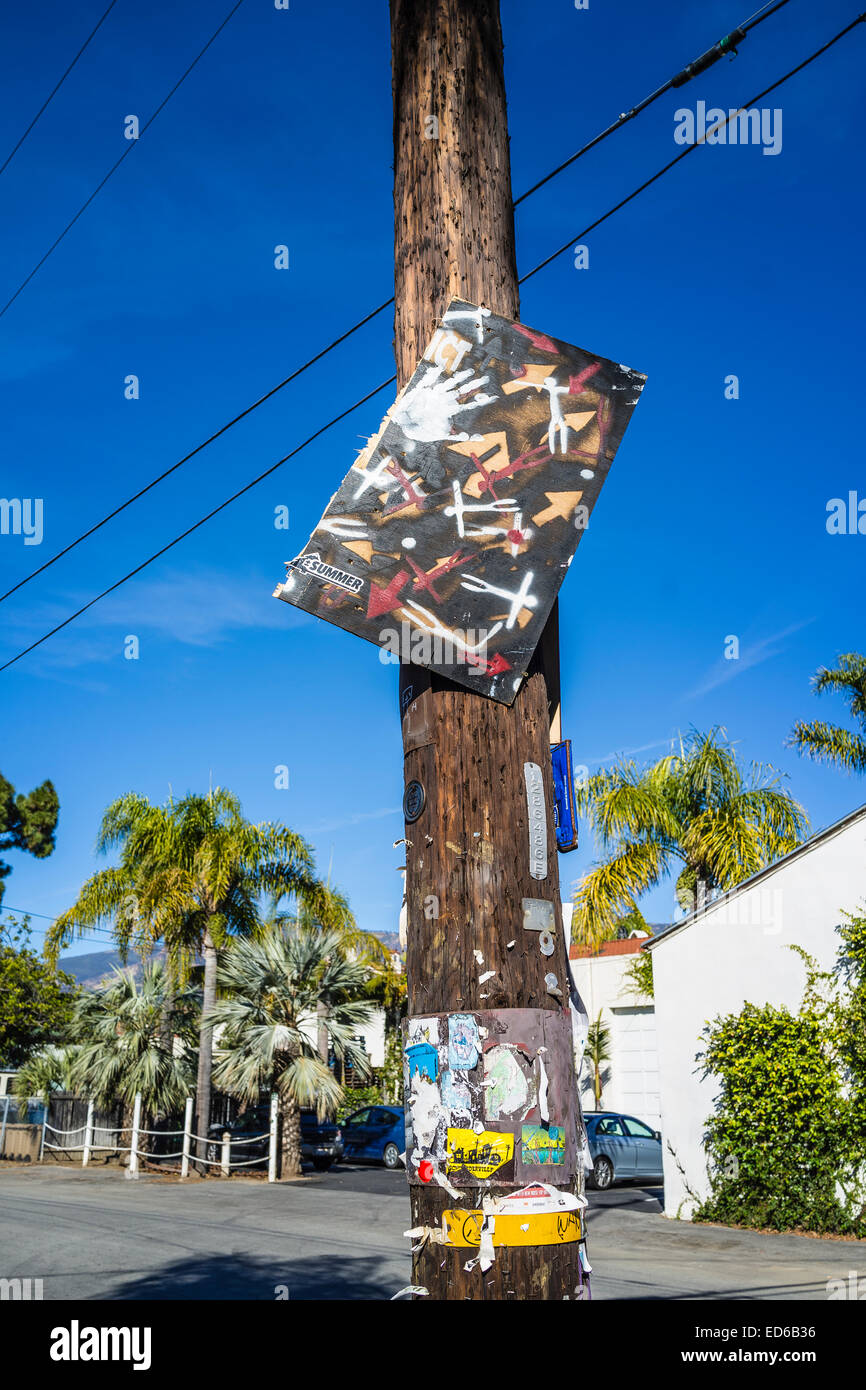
[382,463,428,516]
[471,451,500,502]
[366,569,409,619]
[418,1160,434,1183]
[384,460,426,509]
[408,549,475,602]
[514,323,558,353]
[475,442,551,496]
[506,528,524,546]
[467,651,512,676]
[483,652,512,676]
[568,363,600,395]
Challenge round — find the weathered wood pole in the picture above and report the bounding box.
[391,0,583,1300]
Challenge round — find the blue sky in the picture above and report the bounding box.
[1,0,864,956]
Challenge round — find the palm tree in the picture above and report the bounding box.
[209,918,375,1178]
[584,1013,611,1111]
[573,728,808,947]
[788,652,866,775]
[15,1043,78,1117]
[46,788,348,1157]
[69,962,197,1128]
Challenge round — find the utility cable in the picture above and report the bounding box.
[4,11,861,673]
[0,0,245,319]
[519,11,865,284]
[0,378,395,671]
[0,0,796,605]
[0,0,120,177]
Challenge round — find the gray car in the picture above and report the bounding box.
[584,1110,663,1190]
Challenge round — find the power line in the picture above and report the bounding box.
[513,0,793,207]
[0,378,396,672]
[2,907,117,942]
[0,0,796,606]
[0,298,393,605]
[0,0,245,319]
[519,11,865,284]
[3,14,861,677]
[0,0,121,178]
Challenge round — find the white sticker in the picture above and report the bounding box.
[523,762,547,880]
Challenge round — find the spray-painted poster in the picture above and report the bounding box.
[274,299,646,703]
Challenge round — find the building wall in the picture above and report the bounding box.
[570,943,660,1130]
[650,808,866,1219]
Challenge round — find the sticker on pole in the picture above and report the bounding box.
[446,1127,514,1180]
[273,298,646,703]
[441,1207,581,1248]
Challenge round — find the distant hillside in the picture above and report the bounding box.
[61,931,402,990]
[59,947,166,990]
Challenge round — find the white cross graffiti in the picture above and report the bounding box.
[542,375,570,455]
[445,481,518,538]
[459,570,538,630]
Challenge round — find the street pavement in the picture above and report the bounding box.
[0,1164,863,1300]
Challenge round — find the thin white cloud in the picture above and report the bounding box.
[1,566,309,678]
[306,807,402,834]
[584,737,673,767]
[685,619,815,699]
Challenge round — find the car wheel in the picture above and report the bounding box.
[205,1141,219,1166]
[312,1157,333,1171]
[382,1141,402,1170]
[588,1155,614,1191]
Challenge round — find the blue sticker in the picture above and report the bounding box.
[406,1041,439,1083]
[441,1069,472,1116]
[448,1013,480,1071]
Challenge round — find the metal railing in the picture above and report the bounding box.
[35,1092,281,1180]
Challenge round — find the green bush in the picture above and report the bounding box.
[693,930,866,1237]
[337,1084,382,1120]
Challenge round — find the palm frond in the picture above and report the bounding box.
[789,720,866,775]
[572,839,669,948]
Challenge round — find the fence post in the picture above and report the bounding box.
[181,1096,193,1179]
[128,1092,142,1178]
[268,1091,278,1183]
[38,1096,49,1162]
[220,1130,231,1178]
[81,1099,94,1167]
[0,1096,9,1159]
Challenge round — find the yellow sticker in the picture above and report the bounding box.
[442,1208,581,1248]
[445,1128,514,1179]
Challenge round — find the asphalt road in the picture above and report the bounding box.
[1,1164,863,1300]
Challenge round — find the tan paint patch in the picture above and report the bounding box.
[501,364,551,393]
[563,410,596,432]
[342,540,373,563]
[447,433,512,499]
[531,491,584,526]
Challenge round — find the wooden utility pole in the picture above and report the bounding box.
[391,0,584,1300]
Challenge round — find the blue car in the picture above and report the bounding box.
[340,1105,405,1169]
[584,1110,663,1190]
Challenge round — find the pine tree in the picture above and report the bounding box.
[0,773,59,907]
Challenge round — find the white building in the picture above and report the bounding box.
[569,936,660,1130]
[645,801,866,1219]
